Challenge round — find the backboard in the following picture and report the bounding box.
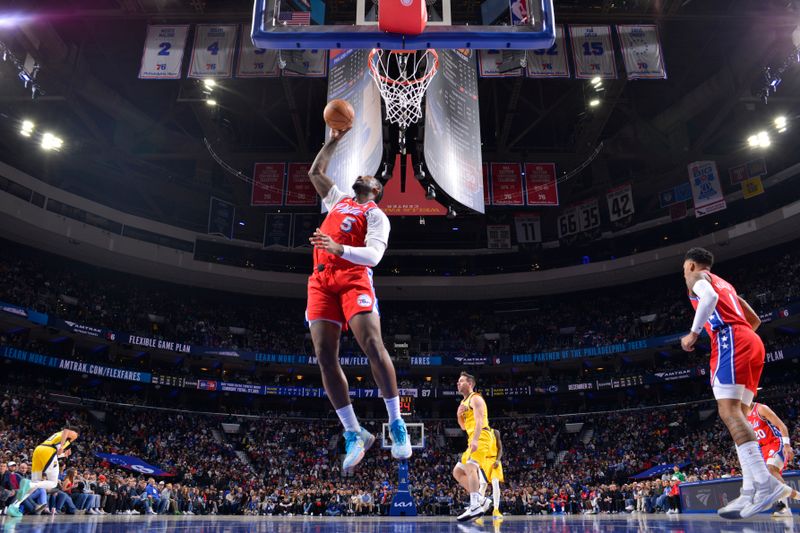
[381,422,425,450]
[251,0,555,50]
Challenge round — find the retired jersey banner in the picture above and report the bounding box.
[490,163,525,206]
[569,25,617,79]
[188,25,237,78]
[557,207,579,238]
[264,213,292,247]
[688,161,727,217]
[514,214,542,243]
[606,183,635,222]
[285,163,318,206]
[208,197,235,238]
[616,25,667,80]
[292,213,319,247]
[526,25,570,78]
[742,176,765,199]
[478,50,524,77]
[251,163,285,206]
[483,163,491,205]
[281,49,328,77]
[524,163,559,206]
[236,24,279,77]
[576,198,601,232]
[138,25,189,79]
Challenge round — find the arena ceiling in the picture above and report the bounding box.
[0,0,799,247]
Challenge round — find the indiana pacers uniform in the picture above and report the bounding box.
[306,185,389,329]
[689,272,765,404]
[460,392,495,468]
[32,431,72,481]
[483,436,504,483]
[747,403,786,471]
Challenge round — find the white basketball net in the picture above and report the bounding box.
[368,49,439,131]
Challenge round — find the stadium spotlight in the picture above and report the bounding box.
[747,134,759,148]
[589,99,600,108]
[40,132,63,151]
[206,98,217,106]
[774,115,787,132]
[20,119,34,137]
[203,78,216,90]
[757,130,771,148]
[590,76,602,86]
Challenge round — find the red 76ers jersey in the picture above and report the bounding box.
[747,403,782,451]
[689,272,751,337]
[313,185,390,269]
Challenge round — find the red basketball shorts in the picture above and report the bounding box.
[709,324,765,404]
[306,266,379,330]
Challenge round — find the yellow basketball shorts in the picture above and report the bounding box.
[32,445,59,479]
[460,429,494,468]
[483,458,504,482]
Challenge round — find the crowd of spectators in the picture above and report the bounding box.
[1,239,799,358]
[2,383,800,518]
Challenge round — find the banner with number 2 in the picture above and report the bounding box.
[139,25,190,80]
[189,25,237,78]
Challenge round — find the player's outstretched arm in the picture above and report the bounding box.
[737,295,762,331]
[758,404,794,463]
[494,430,503,461]
[308,129,348,199]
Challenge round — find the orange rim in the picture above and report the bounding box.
[368,49,439,87]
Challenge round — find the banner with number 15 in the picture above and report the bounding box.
[139,25,190,80]
[189,25,237,78]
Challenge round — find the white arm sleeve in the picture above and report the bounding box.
[690,278,719,334]
[322,185,349,212]
[340,208,390,267]
[341,239,387,267]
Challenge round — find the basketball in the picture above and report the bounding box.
[323,99,355,131]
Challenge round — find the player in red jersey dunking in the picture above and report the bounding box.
[681,247,792,519]
[306,127,412,472]
[745,402,797,517]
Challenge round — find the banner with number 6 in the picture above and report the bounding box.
[139,25,189,79]
[569,25,617,79]
[189,25,237,78]
[606,183,635,222]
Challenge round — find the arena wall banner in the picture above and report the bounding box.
[569,25,617,79]
[524,163,559,206]
[0,300,48,325]
[0,346,152,383]
[616,25,667,80]
[96,454,174,477]
[680,472,800,514]
[526,25,570,78]
[138,25,190,80]
[188,24,238,79]
[251,163,285,206]
[285,163,318,206]
[235,24,280,78]
[687,161,727,217]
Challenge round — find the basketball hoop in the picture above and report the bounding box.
[368,49,439,140]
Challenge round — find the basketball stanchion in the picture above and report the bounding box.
[383,422,425,517]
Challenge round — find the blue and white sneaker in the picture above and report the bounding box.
[389,419,412,460]
[342,427,375,471]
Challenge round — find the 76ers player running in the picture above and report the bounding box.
[745,401,797,517]
[306,127,411,472]
[681,247,791,518]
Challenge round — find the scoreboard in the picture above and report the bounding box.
[400,395,415,417]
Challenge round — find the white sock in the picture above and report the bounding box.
[737,441,770,485]
[492,478,501,510]
[479,481,487,498]
[335,404,361,433]
[384,396,401,423]
[470,492,480,507]
[735,444,755,491]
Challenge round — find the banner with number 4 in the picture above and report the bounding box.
[189,25,237,78]
[139,25,189,79]
[569,25,617,79]
[606,183,635,222]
